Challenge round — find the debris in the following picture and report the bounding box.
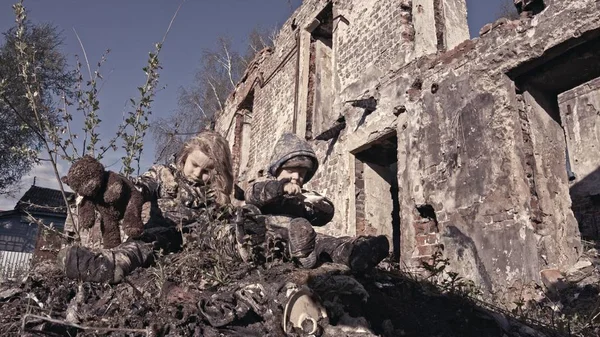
[540,269,568,293]
[0,288,21,301]
[0,224,591,336]
[567,259,593,276]
[283,287,327,335]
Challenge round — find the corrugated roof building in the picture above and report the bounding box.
[0,185,74,280]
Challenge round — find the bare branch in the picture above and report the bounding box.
[218,38,236,89]
[72,27,92,80]
[22,314,150,335]
[206,78,225,113]
[24,211,75,241]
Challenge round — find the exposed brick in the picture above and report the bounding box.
[417,244,438,257]
[231,112,245,177]
[413,221,433,235]
[413,256,435,268]
[426,233,438,245]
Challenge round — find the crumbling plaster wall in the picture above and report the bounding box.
[215,0,596,293]
[413,0,437,56]
[300,0,468,236]
[441,0,469,49]
[522,89,581,268]
[560,79,600,197]
[559,78,600,239]
[412,0,469,58]
[380,0,595,292]
[307,0,593,292]
[216,0,332,187]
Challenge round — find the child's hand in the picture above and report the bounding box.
[205,188,216,200]
[159,167,178,196]
[303,192,325,203]
[283,182,302,195]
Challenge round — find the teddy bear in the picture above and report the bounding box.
[61,155,145,249]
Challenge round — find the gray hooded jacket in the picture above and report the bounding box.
[245,133,334,227]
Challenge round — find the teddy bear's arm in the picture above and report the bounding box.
[77,197,97,229]
[96,204,123,249]
[121,183,145,238]
[129,166,161,201]
[104,172,125,204]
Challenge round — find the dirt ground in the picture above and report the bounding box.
[1,230,599,337]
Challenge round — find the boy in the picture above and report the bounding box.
[245,133,389,272]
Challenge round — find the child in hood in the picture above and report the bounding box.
[245,133,389,272]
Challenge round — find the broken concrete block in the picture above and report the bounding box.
[567,260,593,276]
[0,288,21,301]
[479,23,493,36]
[540,269,568,293]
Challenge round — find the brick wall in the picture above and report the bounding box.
[412,205,441,265]
[335,0,414,91]
[231,112,244,177]
[354,158,367,235]
[247,52,298,177]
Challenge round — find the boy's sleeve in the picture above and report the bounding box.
[244,179,287,208]
[305,196,334,227]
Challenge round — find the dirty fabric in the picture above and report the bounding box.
[131,163,216,228]
[59,241,154,284]
[245,180,334,227]
[267,133,319,183]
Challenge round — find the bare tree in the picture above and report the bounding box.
[151,87,207,164]
[152,28,275,164]
[246,26,277,60]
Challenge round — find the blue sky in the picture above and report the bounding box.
[0,0,510,209]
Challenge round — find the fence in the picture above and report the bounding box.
[0,250,32,281]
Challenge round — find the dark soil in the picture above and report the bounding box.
[1,234,598,336]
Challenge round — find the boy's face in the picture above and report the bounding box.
[277,167,307,187]
[183,149,214,184]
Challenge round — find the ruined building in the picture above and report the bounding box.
[215,0,600,295]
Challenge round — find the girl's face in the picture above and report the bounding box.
[182,149,214,184]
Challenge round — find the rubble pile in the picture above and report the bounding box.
[515,246,600,337]
[0,222,598,336]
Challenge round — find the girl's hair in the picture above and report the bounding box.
[175,131,233,206]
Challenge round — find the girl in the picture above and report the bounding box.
[134,131,234,231]
[59,131,236,283]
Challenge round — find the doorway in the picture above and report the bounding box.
[353,133,400,259]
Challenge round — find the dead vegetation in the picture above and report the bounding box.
[0,217,598,337]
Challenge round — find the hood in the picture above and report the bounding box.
[268,133,319,183]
